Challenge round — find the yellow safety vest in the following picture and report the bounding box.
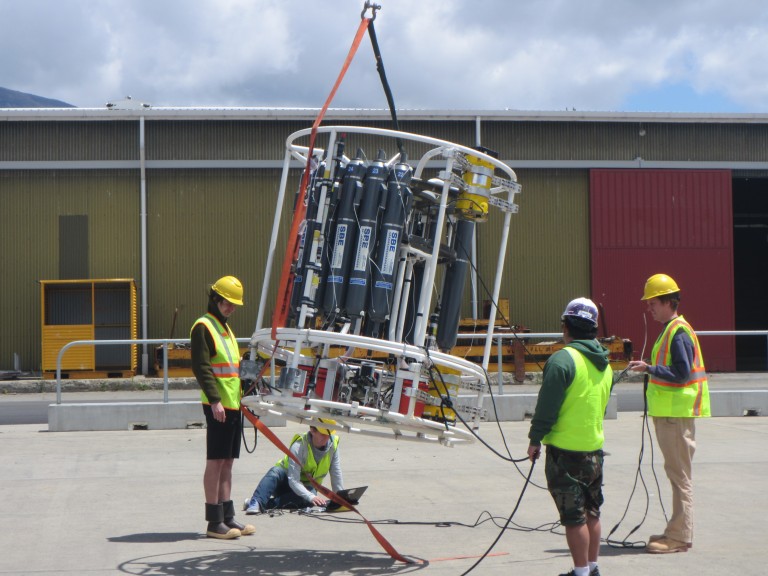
[648,315,710,418]
[278,432,340,486]
[542,346,613,452]
[191,313,241,410]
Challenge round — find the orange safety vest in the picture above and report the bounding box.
[648,315,710,418]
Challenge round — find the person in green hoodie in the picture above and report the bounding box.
[528,297,613,576]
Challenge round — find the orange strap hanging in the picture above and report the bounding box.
[271,17,372,339]
[241,408,413,564]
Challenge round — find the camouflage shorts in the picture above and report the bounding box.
[544,445,604,526]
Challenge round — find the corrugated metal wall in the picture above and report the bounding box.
[1,114,760,372]
[0,121,137,161]
[590,169,735,371]
[482,121,768,162]
[143,168,296,342]
[477,169,591,332]
[0,170,140,370]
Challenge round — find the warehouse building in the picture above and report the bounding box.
[1,103,766,375]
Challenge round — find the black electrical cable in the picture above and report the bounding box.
[240,408,259,454]
[366,18,406,159]
[461,460,536,576]
[449,219,548,373]
[421,349,550,498]
[604,350,669,548]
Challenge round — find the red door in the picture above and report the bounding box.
[590,169,735,372]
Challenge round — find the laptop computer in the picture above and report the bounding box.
[324,486,368,512]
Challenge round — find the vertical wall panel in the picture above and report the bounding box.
[477,169,591,332]
[590,169,735,371]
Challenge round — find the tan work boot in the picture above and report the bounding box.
[205,503,241,540]
[648,534,692,548]
[646,536,689,554]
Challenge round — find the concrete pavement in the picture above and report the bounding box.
[1,410,766,575]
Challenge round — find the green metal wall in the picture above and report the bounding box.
[473,169,590,334]
[4,111,767,373]
[0,122,137,161]
[143,167,297,346]
[0,170,140,371]
[481,120,768,162]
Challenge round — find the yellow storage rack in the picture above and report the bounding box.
[41,279,138,378]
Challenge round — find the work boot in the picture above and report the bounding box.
[205,503,241,539]
[222,499,255,536]
[649,533,692,548]
[646,536,689,554]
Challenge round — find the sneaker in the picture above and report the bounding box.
[245,501,263,515]
[242,498,250,512]
[646,536,689,554]
[590,567,601,576]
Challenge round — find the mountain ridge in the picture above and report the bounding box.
[0,86,74,108]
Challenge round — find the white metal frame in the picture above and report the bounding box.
[249,125,521,444]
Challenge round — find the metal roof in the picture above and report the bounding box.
[3,106,768,124]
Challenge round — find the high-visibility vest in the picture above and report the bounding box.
[278,432,340,486]
[191,313,241,410]
[648,315,710,418]
[542,346,613,452]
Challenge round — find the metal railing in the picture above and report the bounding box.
[55,330,768,403]
[54,337,251,405]
[456,329,768,393]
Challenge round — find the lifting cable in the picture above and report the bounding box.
[366,14,406,158]
[272,1,409,336]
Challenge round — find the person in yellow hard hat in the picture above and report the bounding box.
[191,276,255,540]
[244,418,344,513]
[628,273,710,554]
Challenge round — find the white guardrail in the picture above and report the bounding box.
[55,331,768,404]
[54,338,251,405]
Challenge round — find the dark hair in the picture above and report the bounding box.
[209,288,224,303]
[207,289,225,316]
[563,316,598,340]
[659,291,680,311]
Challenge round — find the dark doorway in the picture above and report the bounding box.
[732,178,768,370]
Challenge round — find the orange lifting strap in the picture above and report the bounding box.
[271,17,372,338]
[240,408,413,564]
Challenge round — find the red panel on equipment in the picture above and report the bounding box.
[590,169,735,371]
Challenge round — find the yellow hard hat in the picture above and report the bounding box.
[212,276,244,306]
[314,418,337,435]
[642,273,680,301]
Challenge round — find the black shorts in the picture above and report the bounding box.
[203,404,242,460]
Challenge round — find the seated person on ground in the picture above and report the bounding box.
[244,418,343,513]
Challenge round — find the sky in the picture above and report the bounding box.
[3,0,768,112]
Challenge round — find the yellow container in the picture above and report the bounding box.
[41,279,137,375]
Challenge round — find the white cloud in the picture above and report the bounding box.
[2,0,768,111]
